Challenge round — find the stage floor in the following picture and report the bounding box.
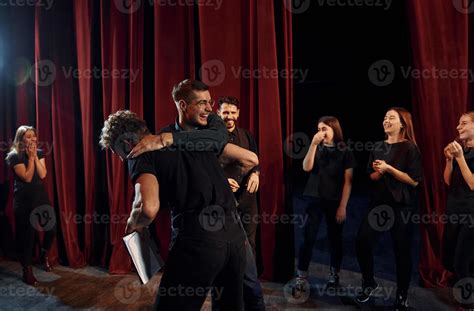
[0,259,456,310]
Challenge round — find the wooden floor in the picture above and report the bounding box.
[0,259,458,310]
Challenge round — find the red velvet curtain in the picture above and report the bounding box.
[407,0,470,287]
[0,1,293,280]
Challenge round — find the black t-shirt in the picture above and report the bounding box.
[6,149,46,193]
[128,148,245,241]
[447,148,474,214]
[303,144,357,201]
[367,141,422,206]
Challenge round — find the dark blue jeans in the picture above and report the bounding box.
[242,240,266,311]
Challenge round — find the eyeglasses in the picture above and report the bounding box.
[191,99,215,108]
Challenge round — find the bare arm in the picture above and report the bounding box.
[13,160,36,183]
[385,165,419,187]
[444,159,453,186]
[35,157,47,179]
[339,168,353,210]
[221,143,258,176]
[125,173,160,234]
[302,144,318,172]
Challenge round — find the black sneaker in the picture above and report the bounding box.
[326,267,340,289]
[394,289,409,311]
[355,279,379,303]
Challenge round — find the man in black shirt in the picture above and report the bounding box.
[128,80,266,310]
[100,81,259,310]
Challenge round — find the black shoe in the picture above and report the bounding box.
[326,267,340,289]
[355,279,379,303]
[394,289,409,310]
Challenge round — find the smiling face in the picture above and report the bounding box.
[383,110,403,137]
[22,130,37,150]
[181,90,213,128]
[317,122,334,145]
[457,114,474,141]
[217,103,240,131]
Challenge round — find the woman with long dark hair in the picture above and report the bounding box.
[443,112,474,310]
[296,116,356,289]
[355,107,422,310]
[5,125,56,285]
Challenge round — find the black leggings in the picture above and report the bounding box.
[356,204,414,291]
[298,196,344,272]
[14,187,56,267]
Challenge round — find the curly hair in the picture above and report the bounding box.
[217,96,240,109]
[99,110,150,150]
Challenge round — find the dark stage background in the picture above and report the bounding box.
[0,0,473,288]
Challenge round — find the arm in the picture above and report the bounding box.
[221,143,258,176]
[302,144,318,172]
[336,168,353,223]
[35,157,47,179]
[13,160,35,183]
[384,165,419,187]
[125,173,160,234]
[370,171,384,181]
[444,159,453,186]
[128,113,228,158]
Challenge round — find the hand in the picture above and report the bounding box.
[450,140,464,159]
[246,172,259,193]
[335,206,346,224]
[311,131,326,146]
[127,133,172,159]
[125,217,136,235]
[373,160,389,174]
[444,144,454,161]
[228,178,240,192]
[27,142,37,159]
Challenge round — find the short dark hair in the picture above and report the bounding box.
[217,96,240,109]
[99,110,150,151]
[172,79,209,104]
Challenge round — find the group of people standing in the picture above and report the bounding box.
[296,107,474,310]
[5,78,474,310]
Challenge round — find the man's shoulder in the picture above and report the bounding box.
[159,124,177,134]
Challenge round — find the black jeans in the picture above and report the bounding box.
[297,196,344,272]
[356,204,414,291]
[236,190,258,260]
[155,212,247,311]
[14,187,56,267]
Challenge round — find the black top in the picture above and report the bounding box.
[447,148,474,214]
[6,149,46,193]
[219,127,259,184]
[303,144,357,201]
[367,141,422,206]
[128,148,244,242]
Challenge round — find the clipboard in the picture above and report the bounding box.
[122,228,165,284]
